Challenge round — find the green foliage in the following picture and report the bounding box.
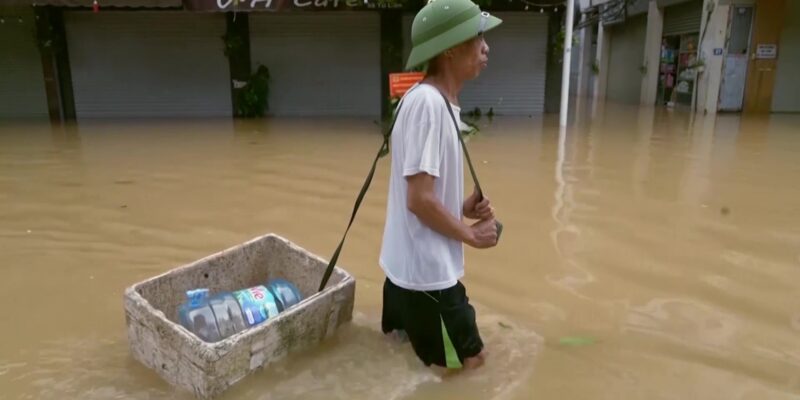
[236,65,271,118]
[461,119,480,137]
[552,24,579,63]
[221,31,246,59]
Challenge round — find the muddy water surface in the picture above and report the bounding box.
[1,105,799,400]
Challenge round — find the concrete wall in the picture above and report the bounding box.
[771,0,800,112]
[696,0,727,115]
[641,0,664,105]
[594,22,611,103]
[569,33,582,96]
[606,14,648,104]
[576,21,597,98]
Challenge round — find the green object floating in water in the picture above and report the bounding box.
[558,336,597,347]
[498,321,512,329]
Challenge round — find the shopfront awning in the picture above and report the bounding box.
[3,0,408,11]
[4,0,181,8]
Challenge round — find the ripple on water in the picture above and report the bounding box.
[0,307,541,400]
[228,308,542,400]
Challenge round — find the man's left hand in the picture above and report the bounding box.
[463,188,494,220]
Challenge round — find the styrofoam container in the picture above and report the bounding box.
[123,233,356,398]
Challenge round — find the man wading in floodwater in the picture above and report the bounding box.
[379,0,501,370]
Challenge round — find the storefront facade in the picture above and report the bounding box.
[657,0,702,107]
[588,0,799,114]
[1,0,555,121]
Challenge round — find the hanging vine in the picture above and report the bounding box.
[236,65,271,118]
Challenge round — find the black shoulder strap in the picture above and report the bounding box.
[317,84,501,292]
[316,90,410,292]
[435,89,484,200]
[436,88,503,244]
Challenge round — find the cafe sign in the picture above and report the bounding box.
[182,0,406,11]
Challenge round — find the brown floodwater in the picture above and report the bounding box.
[1,104,799,400]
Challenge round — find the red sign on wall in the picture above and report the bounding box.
[389,72,425,98]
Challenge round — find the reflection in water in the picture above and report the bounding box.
[1,106,799,399]
[632,106,654,201]
[549,125,596,295]
[551,125,569,255]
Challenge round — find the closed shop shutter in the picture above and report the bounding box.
[663,0,703,36]
[403,12,548,116]
[65,11,231,118]
[250,13,381,117]
[0,7,49,119]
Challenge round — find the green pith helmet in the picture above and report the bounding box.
[405,0,503,70]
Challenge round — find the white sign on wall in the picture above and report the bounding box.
[756,44,778,59]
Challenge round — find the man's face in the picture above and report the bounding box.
[451,34,490,80]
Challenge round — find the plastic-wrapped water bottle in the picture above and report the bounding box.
[267,278,303,311]
[178,279,303,342]
[178,289,248,342]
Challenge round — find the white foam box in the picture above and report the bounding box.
[123,233,356,398]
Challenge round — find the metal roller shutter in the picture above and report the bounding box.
[663,0,703,36]
[460,13,548,116]
[64,11,231,118]
[403,12,548,116]
[0,7,49,119]
[249,12,381,117]
[607,13,647,104]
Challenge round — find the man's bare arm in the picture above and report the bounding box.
[406,172,497,249]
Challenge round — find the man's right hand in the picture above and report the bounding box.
[467,218,498,249]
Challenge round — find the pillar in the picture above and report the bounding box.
[545,8,565,114]
[593,22,610,103]
[225,12,251,118]
[34,6,75,122]
[640,0,663,105]
[695,0,729,115]
[576,16,595,99]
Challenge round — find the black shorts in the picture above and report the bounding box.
[381,277,484,368]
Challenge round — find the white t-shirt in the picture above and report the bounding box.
[379,83,465,291]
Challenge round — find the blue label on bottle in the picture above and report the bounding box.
[186,288,209,308]
[233,285,280,326]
